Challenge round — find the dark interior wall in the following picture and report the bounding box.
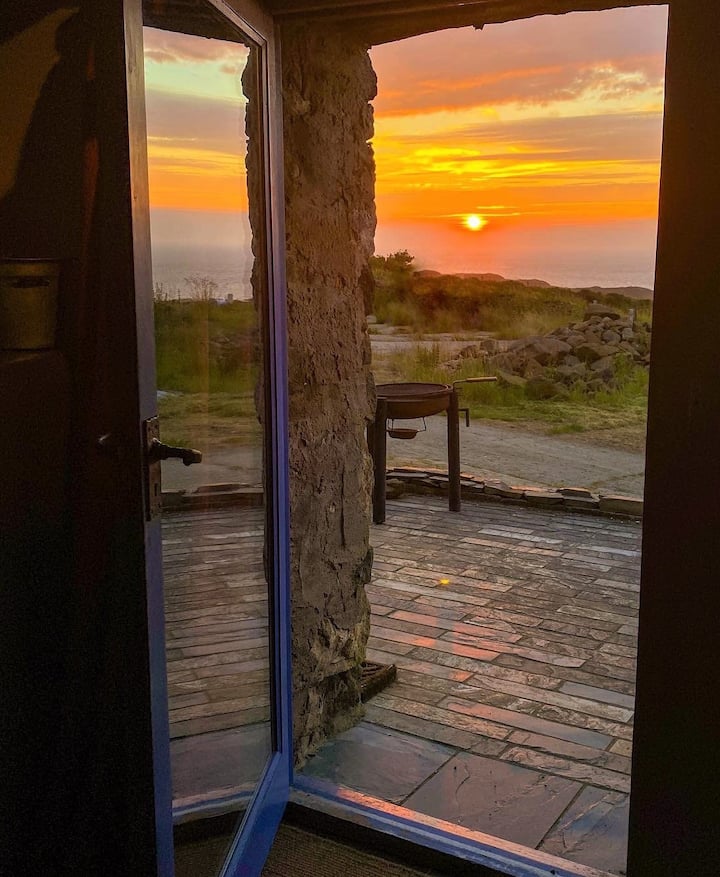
[0,7,85,871]
[280,22,377,762]
[0,5,86,258]
[1,4,161,874]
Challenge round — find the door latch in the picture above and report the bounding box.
[143,417,202,520]
[148,438,203,466]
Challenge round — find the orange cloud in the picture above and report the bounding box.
[371,8,667,235]
[144,82,249,212]
[143,26,245,64]
[371,8,668,117]
[146,141,248,211]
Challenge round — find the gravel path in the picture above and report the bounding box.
[387,416,645,496]
[162,416,645,498]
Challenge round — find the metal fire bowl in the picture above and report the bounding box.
[376,382,453,420]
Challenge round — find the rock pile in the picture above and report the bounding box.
[450,305,651,399]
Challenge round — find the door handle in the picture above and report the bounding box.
[143,416,202,520]
[148,438,202,466]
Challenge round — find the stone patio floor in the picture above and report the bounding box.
[163,494,642,874]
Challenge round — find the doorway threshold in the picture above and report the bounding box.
[290,779,613,877]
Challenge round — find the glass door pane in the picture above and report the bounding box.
[140,3,281,871]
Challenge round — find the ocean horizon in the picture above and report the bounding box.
[150,217,658,299]
[374,218,659,292]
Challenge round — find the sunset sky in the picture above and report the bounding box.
[143,27,250,252]
[143,5,669,288]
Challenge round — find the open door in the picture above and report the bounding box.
[126,1,291,874]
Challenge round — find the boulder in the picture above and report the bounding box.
[565,332,586,347]
[575,342,616,363]
[602,329,622,344]
[590,355,616,374]
[460,344,489,359]
[584,303,621,319]
[556,362,588,382]
[496,369,527,388]
[587,378,607,392]
[484,311,649,392]
[529,337,572,364]
[523,358,545,379]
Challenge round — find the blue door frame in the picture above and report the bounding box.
[125,1,292,874]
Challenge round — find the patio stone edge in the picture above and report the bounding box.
[385,468,644,519]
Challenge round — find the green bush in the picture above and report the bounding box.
[154,299,258,394]
[370,251,653,337]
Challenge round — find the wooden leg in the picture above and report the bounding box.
[372,399,388,524]
[448,391,461,512]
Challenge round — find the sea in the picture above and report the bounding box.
[151,243,254,301]
[150,217,659,299]
[374,219,659,292]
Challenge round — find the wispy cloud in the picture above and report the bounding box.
[144,59,249,211]
[371,7,668,231]
[143,27,245,64]
[372,8,667,116]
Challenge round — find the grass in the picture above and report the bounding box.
[373,343,649,451]
[154,299,261,448]
[152,269,650,455]
[371,251,653,339]
[158,392,261,450]
[549,423,585,435]
[370,253,652,451]
[155,299,258,394]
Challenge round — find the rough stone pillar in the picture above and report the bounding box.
[280,23,377,762]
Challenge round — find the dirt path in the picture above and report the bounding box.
[387,416,645,496]
[164,416,645,498]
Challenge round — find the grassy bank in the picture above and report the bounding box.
[155,299,257,393]
[371,251,653,338]
[370,253,651,450]
[374,343,649,451]
[154,299,260,447]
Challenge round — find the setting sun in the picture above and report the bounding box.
[464,214,487,232]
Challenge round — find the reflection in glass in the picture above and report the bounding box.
[142,6,271,852]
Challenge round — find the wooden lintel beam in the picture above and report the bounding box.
[270,0,666,45]
[270,0,487,16]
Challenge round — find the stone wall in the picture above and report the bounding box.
[280,23,377,762]
[462,305,652,400]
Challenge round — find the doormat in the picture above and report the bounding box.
[176,822,436,877]
[262,823,438,876]
[360,661,397,702]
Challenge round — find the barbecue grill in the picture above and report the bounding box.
[369,378,496,523]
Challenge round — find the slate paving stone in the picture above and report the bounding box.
[300,723,456,804]
[404,751,581,848]
[364,704,483,750]
[164,495,643,875]
[171,723,271,802]
[499,747,630,793]
[539,787,629,875]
